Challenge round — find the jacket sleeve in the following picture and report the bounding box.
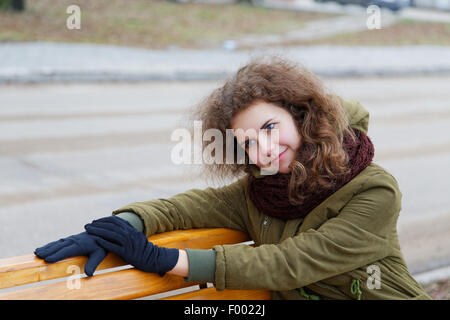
[112,177,249,237]
[212,170,401,291]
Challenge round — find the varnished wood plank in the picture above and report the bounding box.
[0,268,202,300]
[0,228,250,289]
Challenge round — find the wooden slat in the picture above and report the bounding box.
[0,253,125,290]
[163,287,272,300]
[0,228,250,290]
[0,269,202,300]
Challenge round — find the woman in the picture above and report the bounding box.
[35,56,431,300]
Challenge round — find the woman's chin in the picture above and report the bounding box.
[258,162,290,175]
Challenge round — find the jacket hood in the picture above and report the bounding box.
[336,95,369,135]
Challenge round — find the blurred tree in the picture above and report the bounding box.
[0,0,25,11]
[11,0,25,11]
[236,0,261,5]
[0,0,8,10]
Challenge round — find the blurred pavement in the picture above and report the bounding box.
[1,42,450,84]
[1,76,450,279]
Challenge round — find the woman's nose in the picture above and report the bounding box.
[258,135,278,163]
[258,135,270,156]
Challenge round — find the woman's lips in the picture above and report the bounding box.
[279,148,288,159]
[272,148,287,163]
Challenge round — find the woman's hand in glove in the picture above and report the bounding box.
[84,216,179,275]
[34,232,107,277]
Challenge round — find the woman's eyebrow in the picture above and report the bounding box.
[260,118,274,130]
[241,118,274,145]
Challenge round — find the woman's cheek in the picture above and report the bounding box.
[247,147,259,166]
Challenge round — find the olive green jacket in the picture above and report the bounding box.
[113,97,431,300]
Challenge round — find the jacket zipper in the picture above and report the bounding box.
[261,216,270,242]
[262,216,270,228]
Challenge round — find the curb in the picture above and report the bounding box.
[413,265,450,286]
[1,42,450,84]
[2,68,450,85]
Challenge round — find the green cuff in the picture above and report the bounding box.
[115,211,144,232]
[184,249,216,283]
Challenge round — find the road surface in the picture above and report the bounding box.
[0,75,449,275]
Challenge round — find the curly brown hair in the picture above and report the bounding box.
[189,55,356,205]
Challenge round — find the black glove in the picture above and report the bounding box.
[84,216,179,274]
[34,232,107,277]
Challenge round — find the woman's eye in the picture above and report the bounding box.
[242,123,275,149]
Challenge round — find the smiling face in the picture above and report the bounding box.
[231,100,302,174]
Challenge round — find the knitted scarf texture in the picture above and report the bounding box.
[247,130,375,220]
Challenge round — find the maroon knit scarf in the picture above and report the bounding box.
[247,130,374,220]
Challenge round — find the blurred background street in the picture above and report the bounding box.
[0,0,449,299]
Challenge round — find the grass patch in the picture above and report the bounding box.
[283,18,450,46]
[0,0,333,49]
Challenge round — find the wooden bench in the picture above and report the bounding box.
[0,228,271,300]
